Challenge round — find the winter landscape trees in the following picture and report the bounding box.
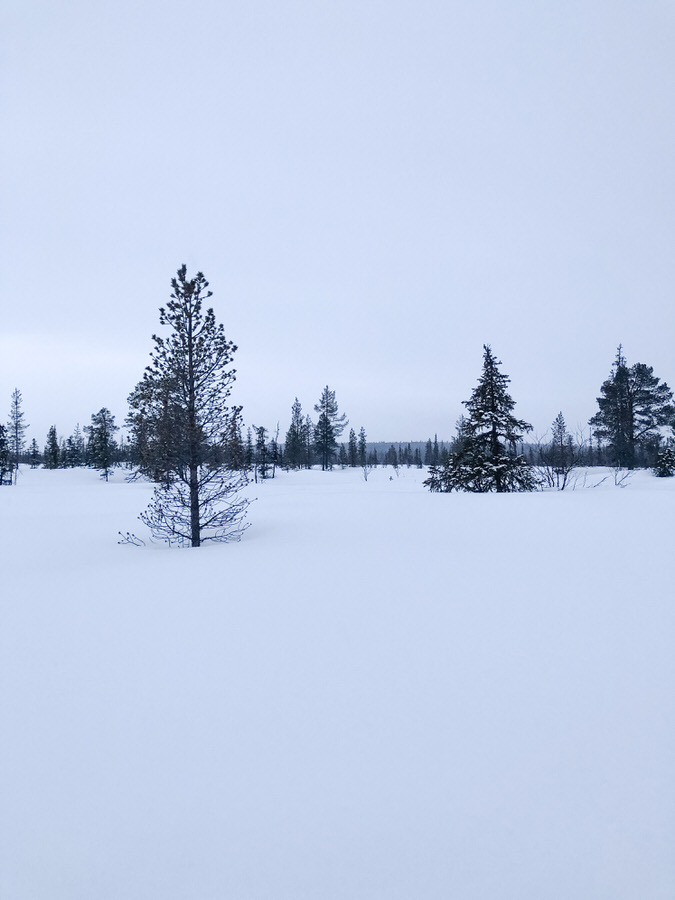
[313,385,348,470]
[425,345,536,493]
[86,408,118,481]
[589,346,674,469]
[4,311,675,503]
[7,388,28,484]
[127,265,250,547]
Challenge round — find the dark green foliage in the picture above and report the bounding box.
[29,438,41,469]
[254,425,270,480]
[313,386,348,470]
[425,345,536,493]
[86,408,119,481]
[43,426,60,469]
[652,447,675,477]
[358,427,367,467]
[0,424,12,484]
[283,398,307,469]
[384,445,398,467]
[129,265,250,546]
[589,346,675,468]
[347,428,358,467]
[64,425,86,468]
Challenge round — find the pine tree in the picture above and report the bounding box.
[43,426,60,469]
[7,388,28,484]
[129,265,250,546]
[425,345,536,493]
[86,408,119,481]
[589,346,675,468]
[313,386,348,470]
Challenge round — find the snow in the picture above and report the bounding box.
[2,465,674,899]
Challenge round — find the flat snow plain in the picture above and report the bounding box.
[1,465,674,900]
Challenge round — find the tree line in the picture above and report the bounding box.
[3,265,675,543]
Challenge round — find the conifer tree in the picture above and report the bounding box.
[313,386,348,470]
[129,265,250,546]
[284,398,307,469]
[7,388,28,484]
[303,415,315,468]
[86,408,119,481]
[43,426,60,469]
[538,412,577,489]
[652,446,675,477]
[223,406,246,471]
[254,425,269,481]
[0,424,11,484]
[424,439,433,465]
[358,427,367,467]
[29,438,40,469]
[425,345,536,493]
[589,346,674,468]
[347,428,358,467]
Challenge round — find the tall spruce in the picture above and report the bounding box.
[358,427,367,467]
[425,345,536,493]
[347,428,358,467]
[589,346,674,468]
[43,426,60,469]
[128,265,250,546]
[86,408,118,481]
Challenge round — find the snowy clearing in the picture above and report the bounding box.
[1,466,674,899]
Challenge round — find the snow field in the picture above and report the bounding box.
[1,466,674,899]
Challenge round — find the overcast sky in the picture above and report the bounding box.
[2,0,674,444]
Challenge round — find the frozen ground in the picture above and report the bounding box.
[1,465,674,899]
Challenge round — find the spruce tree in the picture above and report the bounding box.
[43,426,60,469]
[347,428,358,467]
[86,408,119,481]
[358,427,367,467]
[29,438,41,469]
[652,446,675,477]
[129,265,250,546]
[254,425,269,481]
[425,345,536,493]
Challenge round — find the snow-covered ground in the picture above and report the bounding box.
[1,465,674,899]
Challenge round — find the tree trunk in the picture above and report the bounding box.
[190,462,200,546]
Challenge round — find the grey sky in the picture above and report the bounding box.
[2,0,674,444]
